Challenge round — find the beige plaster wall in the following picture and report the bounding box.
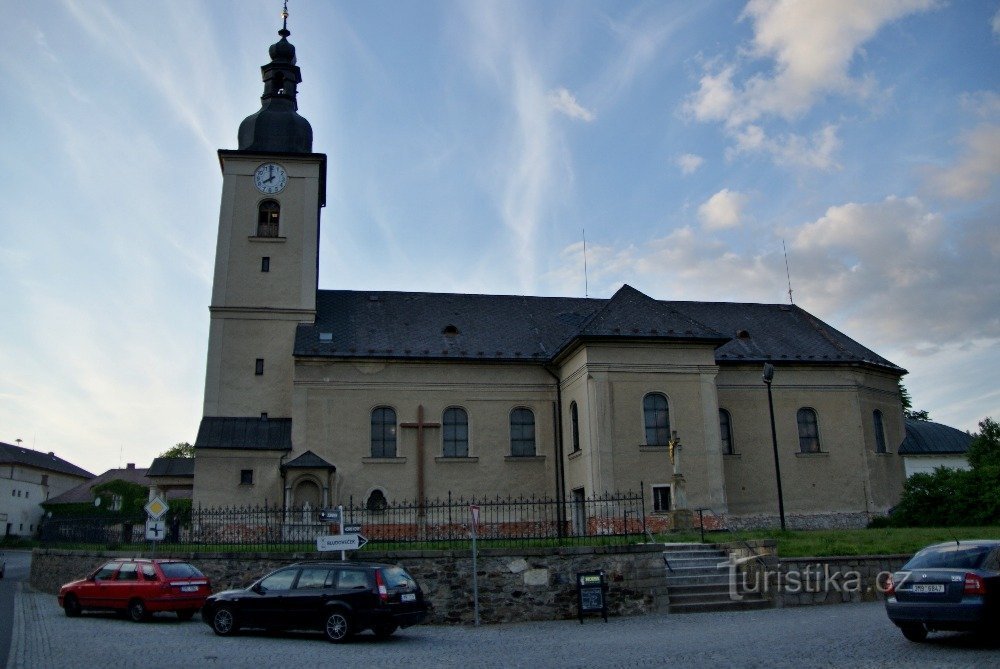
[293,359,558,505]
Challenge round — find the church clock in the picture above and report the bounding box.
[253,162,288,194]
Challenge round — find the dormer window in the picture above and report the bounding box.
[442,325,459,336]
[257,200,280,237]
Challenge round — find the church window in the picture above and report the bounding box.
[442,407,469,457]
[570,401,580,452]
[797,408,821,453]
[366,489,388,512]
[652,485,671,513]
[240,469,254,485]
[257,199,280,237]
[261,256,270,272]
[510,407,536,456]
[719,409,734,454]
[643,393,670,446]
[370,407,397,458]
[873,410,887,453]
[255,358,264,375]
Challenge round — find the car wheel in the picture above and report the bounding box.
[323,610,352,643]
[127,599,149,622]
[176,610,196,621]
[900,623,928,643]
[373,622,397,639]
[63,595,82,618]
[211,607,238,636]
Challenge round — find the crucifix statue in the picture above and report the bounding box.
[400,405,440,512]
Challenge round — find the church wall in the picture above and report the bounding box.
[557,342,726,513]
[855,371,907,512]
[718,364,905,525]
[192,449,285,508]
[293,359,558,505]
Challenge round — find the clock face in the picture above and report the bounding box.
[253,162,288,194]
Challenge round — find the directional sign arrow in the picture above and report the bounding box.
[316,534,369,552]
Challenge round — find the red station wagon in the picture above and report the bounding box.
[58,558,211,622]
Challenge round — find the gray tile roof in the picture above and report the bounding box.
[0,442,95,479]
[147,457,195,478]
[294,284,903,372]
[899,419,974,455]
[282,450,336,470]
[194,417,293,451]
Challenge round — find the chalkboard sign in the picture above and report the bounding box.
[576,571,608,623]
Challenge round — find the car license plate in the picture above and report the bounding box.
[913,584,944,593]
[401,593,416,602]
[180,585,199,593]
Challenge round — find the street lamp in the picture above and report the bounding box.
[763,363,786,531]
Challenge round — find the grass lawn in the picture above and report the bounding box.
[666,526,1000,558]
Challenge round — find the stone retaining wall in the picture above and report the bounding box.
[30,544,669,625]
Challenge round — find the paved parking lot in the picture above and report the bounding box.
[5,574,998,669]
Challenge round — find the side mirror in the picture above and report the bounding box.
[251,582,265,595]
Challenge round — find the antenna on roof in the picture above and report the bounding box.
[583,229,589,298]
[783,239,794,304]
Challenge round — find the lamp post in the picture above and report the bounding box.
[762,363,786,531]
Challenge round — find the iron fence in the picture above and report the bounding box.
[38,488,647,551]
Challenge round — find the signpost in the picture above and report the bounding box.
[144,496,170,555]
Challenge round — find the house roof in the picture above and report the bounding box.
[899,419,974,455]
[44,466,151,505]
[0,441,95,479]
[293,285,903,372]
[147,457,195,478]
[194,417,293,451]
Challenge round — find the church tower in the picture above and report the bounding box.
[194,8,326,506]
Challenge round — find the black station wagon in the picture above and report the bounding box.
[202,561,429,642]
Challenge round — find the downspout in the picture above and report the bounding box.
[544,365,567,536]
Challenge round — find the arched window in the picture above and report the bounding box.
[510,408,536,456]
[365,489,388,512]
[719,409,734,455]
[370,406,397,458]
[442,407,469,457]
[873,410,887,454]
[570,401,580,452]
[257,199,280,237]
[797,408,821,453]
[643,393,670,446]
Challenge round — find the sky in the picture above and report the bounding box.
[1,0,997,476]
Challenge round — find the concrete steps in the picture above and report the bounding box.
[662,543,771,614]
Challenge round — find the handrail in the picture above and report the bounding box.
[693,507,766,568]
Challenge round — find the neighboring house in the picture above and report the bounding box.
[44,463,150,513]
[0,441,95,537]
[146,457,195,502]
[898,419,974,477]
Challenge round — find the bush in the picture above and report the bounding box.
[889,417,1000,527]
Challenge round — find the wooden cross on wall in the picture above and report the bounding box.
[400,405,440,509]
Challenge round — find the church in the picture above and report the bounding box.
[191,14,907,529]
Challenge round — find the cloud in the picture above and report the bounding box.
[698,189,749,229]
[683,0,938,168]
[993,7,1000,37]
[677,153,705,174]
[549,87,595,122]
[923,124,1000,200]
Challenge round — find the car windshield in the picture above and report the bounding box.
[904,544,992,570]
[159,562,204,578]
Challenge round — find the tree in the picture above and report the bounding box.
[897,380,931,421]
[158,442,194,458]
